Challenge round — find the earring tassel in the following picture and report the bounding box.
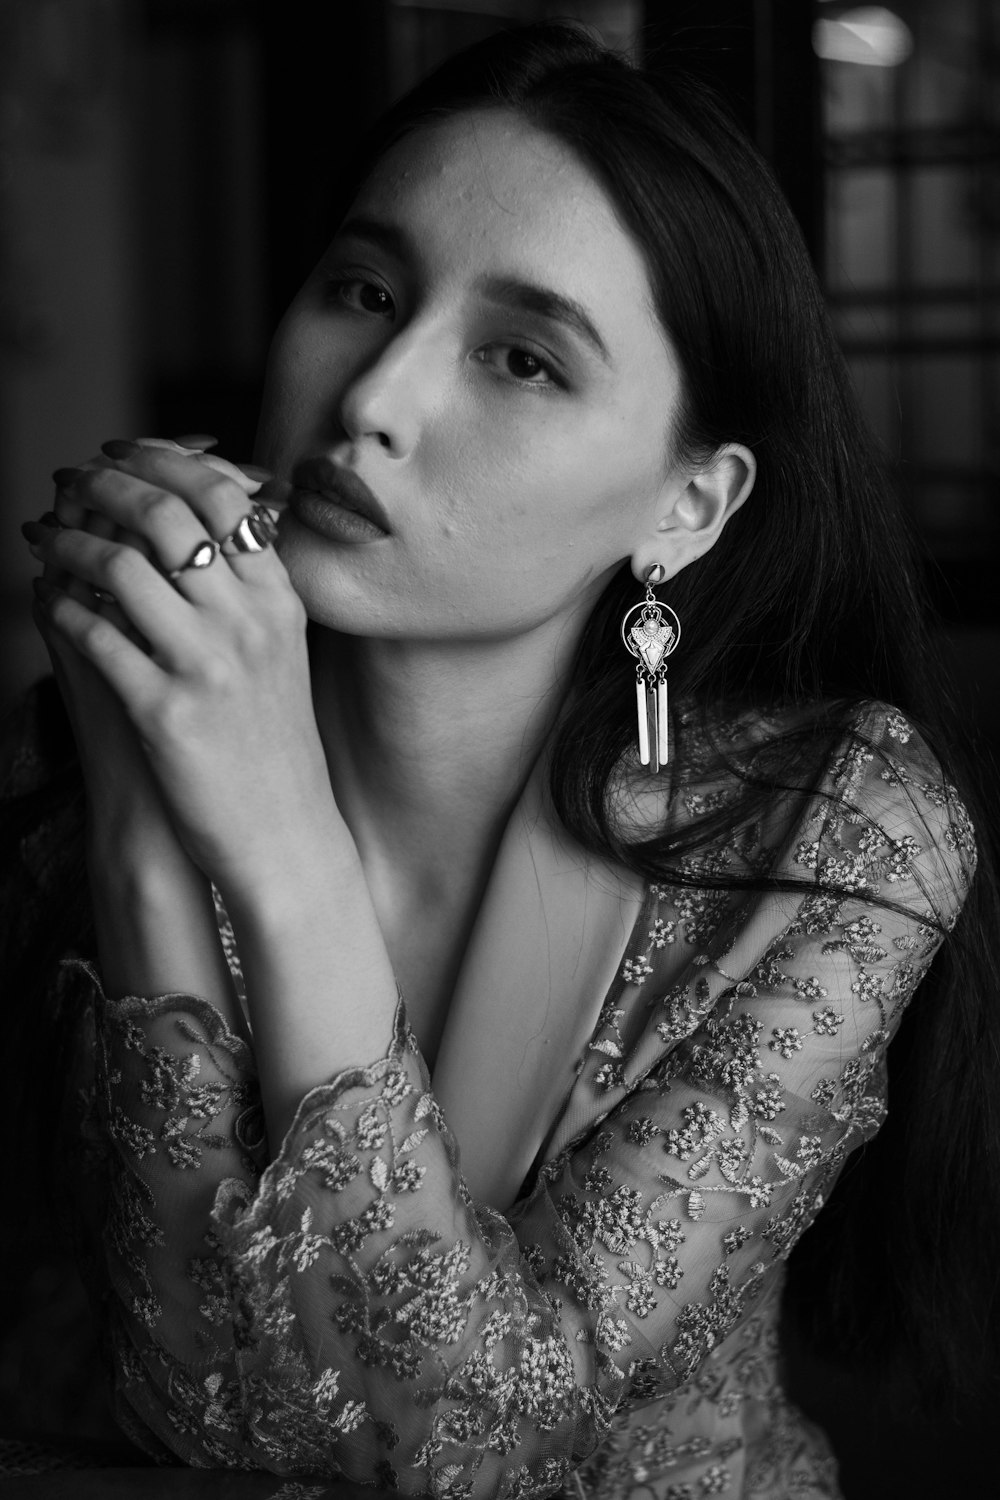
[656,674,669,766]
[635,670,670,771]
[635,671,651,765]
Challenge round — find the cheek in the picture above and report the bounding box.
[422,404,637,543]
[256,318,338,462]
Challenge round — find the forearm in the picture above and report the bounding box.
[221,809,400,1146]
[87,822,242,1034]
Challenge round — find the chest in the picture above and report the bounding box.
[380,907,467,1074]
[381,831,648,1209]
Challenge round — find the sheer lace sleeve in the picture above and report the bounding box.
[90,706,974,1493]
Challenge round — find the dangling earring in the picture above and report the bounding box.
[621,563,681,772]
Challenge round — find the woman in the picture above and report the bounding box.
[6,21,994,1499]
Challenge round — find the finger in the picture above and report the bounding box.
[33,578,164,718]
[60,451,287,594]
[130,440,268,511]
[52,457,117,533]
[48,472,153,613]
[98,440,264,519]
[23,521,195,658]
[44,468,223,584]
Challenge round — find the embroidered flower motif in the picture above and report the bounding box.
[746,1176,772,1209]
[792,976,827,1002]
[654,1256,684,1290]
[625,1275,657,1318]
[794,839,820,870]
[621,957,654,986]
[648,917,677,948]
[355,1105,387,1151]
[883,835,921,882]
[594,1061,627,1092]
[768,1027,803,1059]
[664,1103,725,1160]
[851,968,884,1005]
[750,1081,786,1120]
[627,1117,661,1146]
[716,1138,750,1182]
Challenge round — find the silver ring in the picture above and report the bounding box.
[167,539,220,581]
[220,505,279,557]
[93,588,117,606]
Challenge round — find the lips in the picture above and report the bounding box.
[291,456,391,534]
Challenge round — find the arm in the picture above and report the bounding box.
[88,709,974,1492]
[27,444,400,1145]
[32,441,246,1026]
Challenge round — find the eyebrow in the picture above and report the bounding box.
[335,216,613,366]
[475,276,612,365]
[335,216,412,262]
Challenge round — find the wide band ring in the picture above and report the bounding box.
[167,539,220,581]
[220,505,279,557]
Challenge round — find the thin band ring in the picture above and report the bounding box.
[167,539,220,581]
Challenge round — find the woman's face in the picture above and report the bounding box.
[256,108,688,642]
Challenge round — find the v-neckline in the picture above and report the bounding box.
[430,758,647,1211]
[510,883,658,1205]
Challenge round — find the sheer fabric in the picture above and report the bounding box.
[6,698,975,1498]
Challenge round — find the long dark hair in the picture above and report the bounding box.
[326,22,1000,1407]
[5,19,998,1414]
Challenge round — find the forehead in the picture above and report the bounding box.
[347,109,657,310]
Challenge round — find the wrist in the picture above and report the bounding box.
[217,806,361,934]
[86,807,200,889]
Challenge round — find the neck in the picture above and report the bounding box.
[309,618,583,904]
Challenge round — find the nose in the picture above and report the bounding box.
[337,318,436,458]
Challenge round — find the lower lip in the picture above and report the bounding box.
[288,488,388,544]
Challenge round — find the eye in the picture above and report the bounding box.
[330,277,395,318]
[476,344,561,388]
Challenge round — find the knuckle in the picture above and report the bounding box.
[196,650,234,695]
[202,473,236,509]
[104,546,141,592]
[77,610,110,654]
[138,488,186,528]
[54,495,86,528]
[238,616,270,658]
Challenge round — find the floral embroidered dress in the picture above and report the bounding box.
[5,696,975,1499]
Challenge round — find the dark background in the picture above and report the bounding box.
[1,1,998,1494]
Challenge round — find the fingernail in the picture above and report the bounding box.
[52,466,81,487]
[39,510,64,528]
[101,439,140,460]
[21,520,41,541]
[173,433,219,450]
[237,463,273,482]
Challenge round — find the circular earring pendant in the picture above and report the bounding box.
[620,598,681,674]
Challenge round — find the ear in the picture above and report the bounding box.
[632,443,756,583]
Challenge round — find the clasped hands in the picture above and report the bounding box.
[23,437,334,904]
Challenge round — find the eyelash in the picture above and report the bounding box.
[325,275,566,392]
